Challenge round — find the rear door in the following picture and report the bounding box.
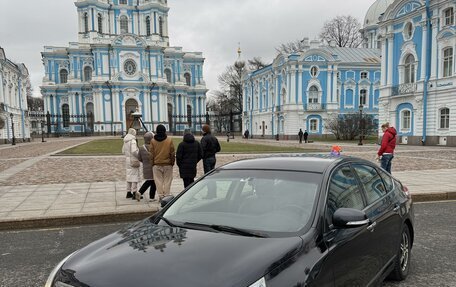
[352,164,402,278]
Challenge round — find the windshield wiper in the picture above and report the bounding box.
[183,222,267,238]
[156,215,176,227]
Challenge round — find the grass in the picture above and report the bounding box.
[58,138,319,155]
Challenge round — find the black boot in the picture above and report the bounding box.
[126,192,133,198]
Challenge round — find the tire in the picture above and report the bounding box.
[388,224,411,281]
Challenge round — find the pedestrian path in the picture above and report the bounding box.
[0,169,455,230]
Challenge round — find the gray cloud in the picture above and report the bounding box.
[0,0,374,97]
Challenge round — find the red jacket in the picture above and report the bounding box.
[378,127,397,156]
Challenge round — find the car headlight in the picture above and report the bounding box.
[249,277,267,287]
[44,251,77,287]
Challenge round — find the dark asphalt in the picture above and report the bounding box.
[0,201,455,287]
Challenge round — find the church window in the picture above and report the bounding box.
[184,73,191,86]
[404,54,415,84]
[360,89,367,106]
[60,69,68,84]
[444,7,454,26]
[98,14,103,33]
[310,119,318,132]
[440,108,450,129]
[401,110,411,131]
[123,60,137,76]
[404,22,413,40]
[308,86,319,104]
[119,0,127,4]
[62,104,70,128]
[443,47,453,77]
[83,13,89,33]
[310,66,319,77]
[360,71,368,79]
[146,16,151,36]
[84,66,92,82]
[164,69,172,83]
[159,16,164,37]
[120,16,128,34]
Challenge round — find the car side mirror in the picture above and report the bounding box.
[333,208,370,228]
[160,195,175,208]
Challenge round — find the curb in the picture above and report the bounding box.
[412,191,456,203]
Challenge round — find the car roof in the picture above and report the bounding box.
[219,154,346,173]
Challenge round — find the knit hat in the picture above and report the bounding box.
[128,128,137,136]
[144,132,154,144]
[156,124,166,134]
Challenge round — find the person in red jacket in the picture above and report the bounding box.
[376,123,397,174]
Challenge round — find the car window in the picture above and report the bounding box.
[352,164,386,205]
[326,165,365,226]
[377,169,394,192]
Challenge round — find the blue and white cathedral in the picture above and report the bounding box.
[41,0,208,135]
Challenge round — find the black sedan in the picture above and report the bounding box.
[45,155,414,287]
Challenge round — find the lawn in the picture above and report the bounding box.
[58,138,318,155]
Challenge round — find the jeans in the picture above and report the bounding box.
[139,180,156,199]
[381,154,394,174]
[203,157,216,174]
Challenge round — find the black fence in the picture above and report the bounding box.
[169,111,242,135]
[29,111,94,137]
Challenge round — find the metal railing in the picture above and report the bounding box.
[391,83,417,96]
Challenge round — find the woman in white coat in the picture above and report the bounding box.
[122,128,141,201]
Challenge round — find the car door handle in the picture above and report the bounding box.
[367,221,377,232]
[393,205,400,213]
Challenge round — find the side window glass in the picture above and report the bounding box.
[326,165,365,226]
[378,169,394,192]
[353,164,386,205]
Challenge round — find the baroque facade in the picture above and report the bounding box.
[367,0,456,146]
[242,39,381,139]
[0,47,30,143]
[41,0,207,135]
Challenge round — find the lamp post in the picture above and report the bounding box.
[39,108,46,143]
[105,81,114,135]
[149,82,157,132]
[10,113,16,145]
[358,105,364,146]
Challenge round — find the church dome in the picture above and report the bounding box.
[364,0,394,28]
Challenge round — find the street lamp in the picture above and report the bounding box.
[105,81,114,135]
[10,113,16,145]
[38,107,46,143]
[358,105,364,146]
[149,82,157,132]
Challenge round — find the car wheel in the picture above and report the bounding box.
[388,224,411,281]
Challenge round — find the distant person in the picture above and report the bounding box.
[201,124,221,174]
[176,131,203,188]
[376,122,397,174]
[298,129,304,144]
[304,130,309,143]
[136,132,157,202]
[244,129,250,139]
[122,128,140,200]
[150,125,175,201]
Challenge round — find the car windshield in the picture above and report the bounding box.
[163,169,321,236]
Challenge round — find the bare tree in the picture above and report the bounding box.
[217,60,246,113]
[25,79,44,111]
[319,15,363,48]
[207,91,233,132]
[248,57,268,71]
[325,113,376,140]
[275,39,308,55]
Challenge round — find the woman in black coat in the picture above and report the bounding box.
[176,132,203,188]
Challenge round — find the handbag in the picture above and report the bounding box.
[129,142,140,168]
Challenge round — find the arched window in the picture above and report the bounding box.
[98,14,103,33]
[159,16,163,36]
[164,69,172,83]
[120,16,128,34]
[401,110,411,131]
[404,22,413,40]
[440,108,450,129]
[184,73,191,86]
[146,16,151,36]
[119,0,127,4]
[360,89,367,106]
[310,119,318,132]
[404,54,415,84]
[444,7,454,26]
[187,105,192,127]
[443,47,453,77]
[84,66,92,82]
[83,13,89,33]
[62,104,70,128]
[60,69,68,84]
[308,86,319,104]
[86,102,94,130]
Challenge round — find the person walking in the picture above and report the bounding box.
[244,129,250,139]
[136,131,157,202]
[304,130,309,143]
[176,131,203,188]
[150,124,175,201]
[376,122,397,174]
[201,124,221,174]
[298,129,304,144]
[122,128,141,201]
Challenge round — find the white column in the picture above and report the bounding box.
[387,34,394,86]
[332,66,338,104]
[420,21,428,81]
[290,67,296,104]
[430,17,439,79]
[381,39,387,86]
[297,68,303,104]
[0,71,4,104]
[326,66,332,103]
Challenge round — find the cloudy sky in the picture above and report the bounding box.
[0,0,374,98]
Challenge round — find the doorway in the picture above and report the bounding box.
[125,99,138,129]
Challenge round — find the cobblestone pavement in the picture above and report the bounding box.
[1,136,456,186]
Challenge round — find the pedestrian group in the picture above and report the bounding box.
[122,124,220,203]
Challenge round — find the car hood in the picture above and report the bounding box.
[58,218,303,287]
